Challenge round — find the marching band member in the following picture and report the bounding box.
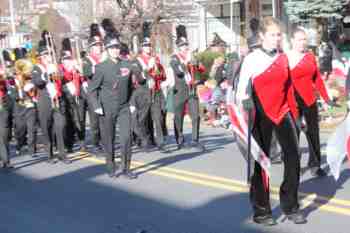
[82,23,104,153]
[132,24,167,151]
[237,17,306,225]
[287,27,333,177]
[0,62,12,169]
[59,38,86,153]
[88,24,137,179]
[13,48,38,157]
[32,39,70,164]
[169,25,206,151]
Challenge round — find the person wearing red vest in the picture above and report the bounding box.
[0,64,12,169]
[170,25,206,151]
[59,38,86,153]
[287,27,333,177]
[32,40,70,164]
[237,17,306,225]
[133,37,168,151]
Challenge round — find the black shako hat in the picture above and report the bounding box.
[60,37,73,60]
[175,25,189,47]
[88,23,102,48]
[142,21,152,47]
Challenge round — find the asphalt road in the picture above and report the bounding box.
[0,126,349,233]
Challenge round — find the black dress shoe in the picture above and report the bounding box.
[157,144,168,153]
[60,157,72,164]
[285,212,307,224]
[91,143,103,151]
[47,158,58,164]
[191,141,206,151]
[310,167,327,177]
[122,171,138,180]
[253,215,277,226]
[177,142,184,150]
[2,162,14,169]
[141,144,153,153]
[66,148,74,154]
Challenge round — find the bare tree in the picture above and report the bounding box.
[112,0,199,54]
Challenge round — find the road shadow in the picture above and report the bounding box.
[0,164,289,233]
[297,169,350,218]
[132,133,233,176]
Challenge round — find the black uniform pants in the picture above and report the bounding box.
[295,92,321,168]
[150,91,167,146]
[14,105,37,154]
[101,106,132,171]
[131,107,151,147]
[0,108,10,164]
[87,96,101,147]
[65,95,86,149]
[130,86,152,146]
[250,95,300,217]
[38,98,66,159]
[174,93,200,145]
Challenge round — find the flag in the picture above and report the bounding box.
[326,113,350,180]
[226,87,271,188]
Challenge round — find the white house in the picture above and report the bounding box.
[173,0,278,53]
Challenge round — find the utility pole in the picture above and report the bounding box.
[9,0,16,36]
[272,0,276,18]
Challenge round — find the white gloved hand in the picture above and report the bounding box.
[94,108,103,115]
[130,106,136,113]
[82,81,88,93]
[148,57,156,70]
[347,101,350,110]
[47,64,57,75]
[147,78,155,89]
[73,60,82,73]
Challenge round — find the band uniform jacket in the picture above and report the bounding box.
[237,49,298,125]
[59,64,83,98]
[287,52,330,106]
[88,58,134,113]
[134,54,166,92]
[32,64,65,113]
[169,53,205,101]
[82,55,100,97]
[13,83,36,116]
[82,55,100,83]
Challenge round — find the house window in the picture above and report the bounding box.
[261,0,273,16]
[206,3,241,49]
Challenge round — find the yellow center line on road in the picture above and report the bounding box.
[76,155,350,216]
[131,160,350,208]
